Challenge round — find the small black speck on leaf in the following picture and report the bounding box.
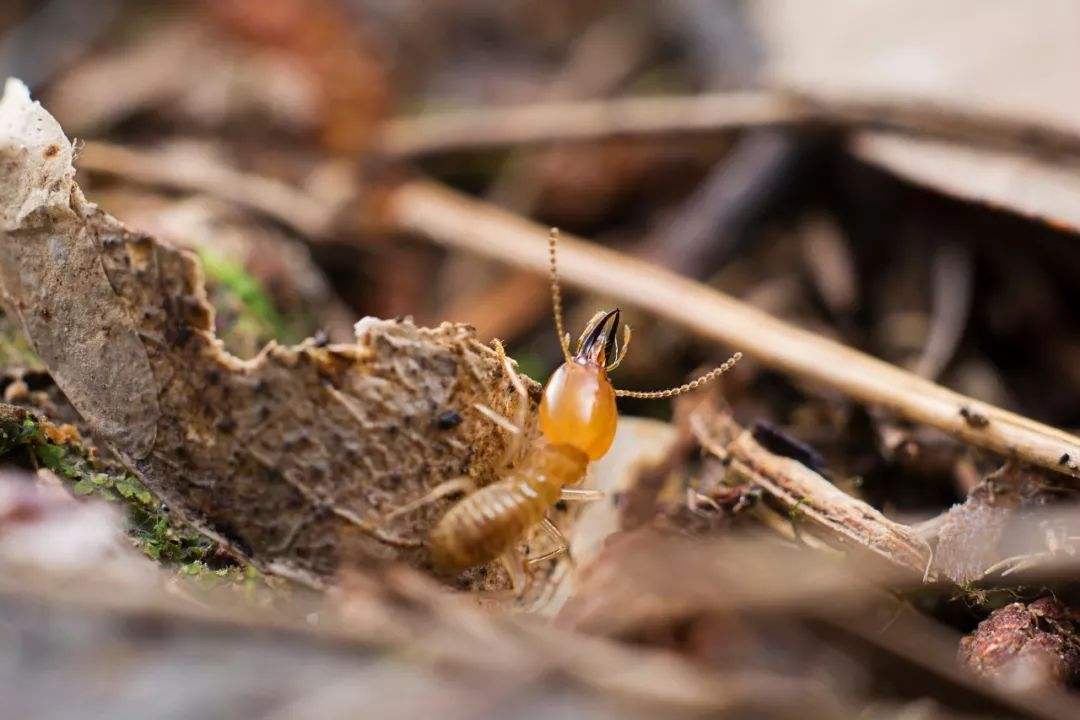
[1062,453,1072,465]
[436,409,462,430]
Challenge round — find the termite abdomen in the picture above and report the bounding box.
[429,443,587,572]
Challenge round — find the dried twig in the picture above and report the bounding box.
[78,140,341,237]
[383,179,1080,479]
[690,409,932,576]
[378,91,796,156]
[377,90,1080,160]
[913,238,973,380]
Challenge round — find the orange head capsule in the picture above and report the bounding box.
[540,309,621,460]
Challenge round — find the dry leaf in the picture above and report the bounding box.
[0,78,532,588]
[853,133,1080,233]
[751,0,1080,132]
[0,78,160,457]
[750,0,1080,230]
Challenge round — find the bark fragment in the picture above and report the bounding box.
[959,597,1080,690]
[690,404,932,577]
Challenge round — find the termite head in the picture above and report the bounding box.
[537,228,743,462]
[539,309,622,460]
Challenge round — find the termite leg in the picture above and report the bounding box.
[331,506,424,548]
[356,476,476,550]
[500,546,528,595]
[526,517,570,566]
[381,476,476,523]
[492,337,529,408]
[491,338,530,464]
[686,488,721,513]
[472,403,521,436]
[361,527,424,549]
[559,487,605,502]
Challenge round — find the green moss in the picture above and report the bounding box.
[197,248,299,350]
[0,416,39,456]
[11,420,283,600]
[30,437,217,565]
[0,411,221,568]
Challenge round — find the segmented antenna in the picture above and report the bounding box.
[549,228,573,363]
[615,352,742,399]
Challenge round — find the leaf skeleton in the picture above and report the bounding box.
[369,229,741,588]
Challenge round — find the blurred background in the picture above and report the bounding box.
[3,1,1080,717]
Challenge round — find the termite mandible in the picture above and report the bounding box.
[376,229,741,585]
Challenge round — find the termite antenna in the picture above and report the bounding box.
[549,228,573,363]
[614,352,742,399]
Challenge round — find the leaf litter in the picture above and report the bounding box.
[4,3,1080,716]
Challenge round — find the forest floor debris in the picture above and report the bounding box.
[4,2,1080,717]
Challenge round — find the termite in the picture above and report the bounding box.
[376,230,741,584]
